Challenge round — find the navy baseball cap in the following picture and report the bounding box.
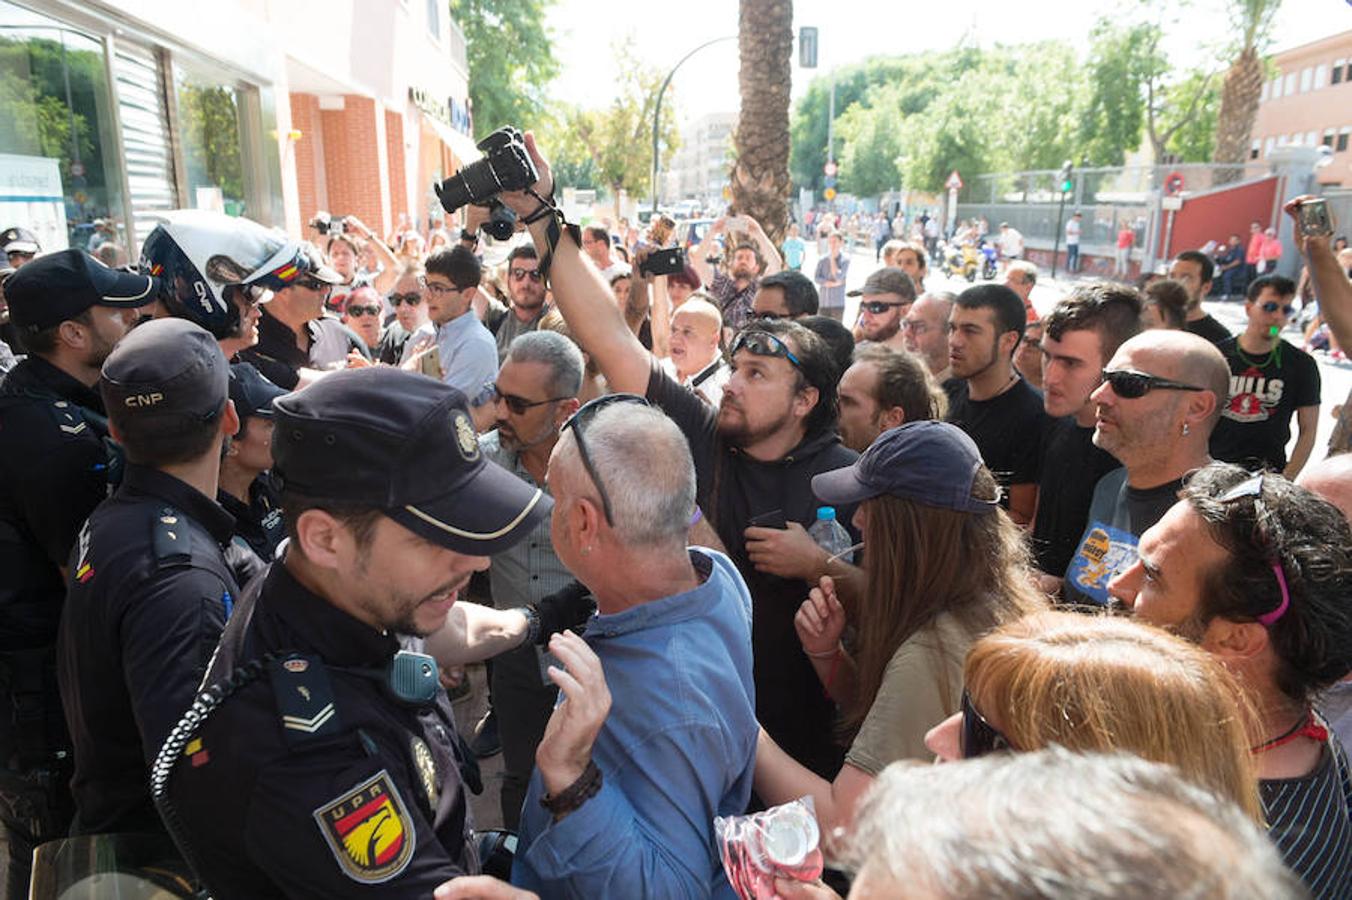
[229,362,288,420]
[6,248,158,330]
[1,227,39,255]
[270,368,552,556]
[812,421,998,514]
[101,318,230,420]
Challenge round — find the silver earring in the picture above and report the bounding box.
[1182,422,1190,436]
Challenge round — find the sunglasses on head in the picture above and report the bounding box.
[561,393,651,527]
[1101,368,1205,399]
[1260,301,1295,316]
[345,304,380,318]
[510,267,543,282]
[389,292,421,306]
[730,330,802,369]
[960,689,1013,759]
[860,300,907,315]
[1217,473,1290,627]
[492,383,569,416]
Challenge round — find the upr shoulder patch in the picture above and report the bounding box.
[313,770,415,883]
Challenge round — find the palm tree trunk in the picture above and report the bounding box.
[730,0,793,246]
[1213,46,1264,185]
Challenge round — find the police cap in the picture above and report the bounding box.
[6,248,158,330]
[229,362,288,420]
[101,318,229,420]
[271,368,552,555]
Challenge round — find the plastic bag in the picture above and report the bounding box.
[715,796,825,899]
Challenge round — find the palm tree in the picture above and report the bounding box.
[729,0,793,245]
[1212,0,1280,182]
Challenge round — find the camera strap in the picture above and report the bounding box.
[523,190,580,287]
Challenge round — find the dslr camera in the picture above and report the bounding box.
[434,126,538,242]
[639,246,688,277]
[310,211,347,236]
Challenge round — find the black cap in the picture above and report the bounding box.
[6,248,158,330]
[101,318,229,420]
[229,362,288,420]
[1,227,39,255]
[812,421,999,514]
[271,368,552,555]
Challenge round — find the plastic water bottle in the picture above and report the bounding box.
[807,507,854,564]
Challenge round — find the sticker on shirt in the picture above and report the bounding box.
[313,770,415,884]
[1065,522,1139,605]
[1223,368,1284,424]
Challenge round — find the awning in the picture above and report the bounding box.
[422,113,480,169]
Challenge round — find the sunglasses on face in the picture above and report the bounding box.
[297,278,332,293]
[418,275,461,298]
[561,393,651,527]
[510,267,543,282]
[1217,473,1290,627]
[389,292,421,306]
[345,304,380,318]
[1260,301,1295,316]
[960,689,1013,759]
[492,383,569,416]
[730,330,802,369]
[1100,368,1205,399]
[860,301,906,315]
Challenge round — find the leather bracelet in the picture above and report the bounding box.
[540,759,602,820]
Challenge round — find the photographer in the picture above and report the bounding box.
[690,214,782,330]
[313,213,400,301]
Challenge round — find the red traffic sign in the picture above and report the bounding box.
[824,161,838,177]
[945,170,963,191]
[1164,172,1185,196]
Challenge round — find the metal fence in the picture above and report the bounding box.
[960,163,1270,207]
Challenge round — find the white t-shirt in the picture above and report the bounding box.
[999,229,1024,258]
[1066,219,1081,246]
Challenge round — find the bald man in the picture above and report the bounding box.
[1301,453,1352,749]
[662,297,728,407]
[1062,331,1230,607]
[902,292,955,382]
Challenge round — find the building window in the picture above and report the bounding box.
[1304,130,1317,146]
[1316,65,1327,89]
[1272,75,1283,98]
[1300,67,1313,92]
[1284,72,1297,95]
[426,0,440,38]
[1250,139,1261,160]
[1260,80,1269,102]
[1326,130,1337,147]
[172,59,247,216]
[0,1,129,257]
[1336,59,1347,85]
[1338,128,1351,153]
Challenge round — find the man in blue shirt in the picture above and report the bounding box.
[510,398,757,898]
[422,246,498,411]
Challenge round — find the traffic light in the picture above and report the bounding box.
[1059,161,1073,194]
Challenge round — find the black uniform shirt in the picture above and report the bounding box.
[164,561,476,898]
[56,464,237,835]
[239,307,371,390]
[0,356,113,650]
[217,471,286,564]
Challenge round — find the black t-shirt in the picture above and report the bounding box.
[646,360,856,780]
[240,308,370,390]
[1031,417,1121,576]
[1185,314,1232,346]
[945,376,1048,499]
[1210,338,1321,472]
[1062,470,1183,608]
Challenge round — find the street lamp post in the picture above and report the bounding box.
[651,35,736,215]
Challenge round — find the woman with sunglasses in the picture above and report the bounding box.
[377,264,435,365]
[752,422,1044,838]
[924,610,1263,822]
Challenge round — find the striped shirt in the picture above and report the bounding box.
[1260,734,1352,899]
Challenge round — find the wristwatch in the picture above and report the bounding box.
[518,605,541,646]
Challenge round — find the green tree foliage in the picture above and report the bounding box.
[178,84,244,202]
[1165,70,1220,162]
[1078,21,1154,166]
[450,0,559,138]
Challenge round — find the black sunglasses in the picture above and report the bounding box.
[297,277,332,292]
[345,304,380,317]
[389,292,421,306]
[960,689,1012,759]
[561,393,651,527]
[860,300,907,314]
[510,267,544,282]
[492,383,569,416]
[1101,368,1205,399]
[1260,301,1295,316]
[730,330,801,368]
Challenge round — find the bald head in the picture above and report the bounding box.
[672,297,722,333]
[1297,454,1352,522]
[1115,330,1230,433]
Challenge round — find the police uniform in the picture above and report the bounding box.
[156,368,552,898]
[55,318,237,836]
[0,250,157,891]
[219,363,289,571]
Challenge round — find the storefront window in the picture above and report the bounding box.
[172,60,247,216]
[0,0,127,259]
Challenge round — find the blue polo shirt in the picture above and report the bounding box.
[435,312,498,403]
[512,548,757,899]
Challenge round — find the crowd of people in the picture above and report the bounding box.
[0,128,1348,900]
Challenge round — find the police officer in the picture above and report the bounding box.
[0,249,156,894]
[218,362,288,584]
[56,317,239,837]
[156,368,554,898]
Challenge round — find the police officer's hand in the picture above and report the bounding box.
[434,875,539,900]
[536,630,610,796]
[531,581,595,644]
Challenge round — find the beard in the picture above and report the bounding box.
[716,396,793,447]
[863,318,900,343]
[381,572,472,638]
